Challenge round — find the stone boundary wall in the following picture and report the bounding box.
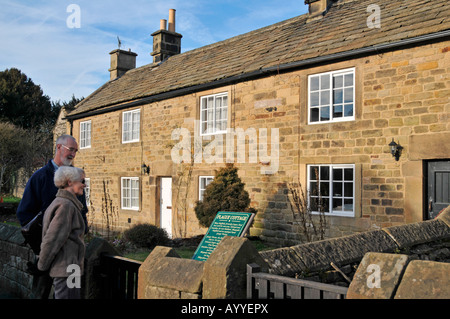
[0,224,36,298]
[138,236,268,299]
[0,224,119,299]
[259,206,450,286]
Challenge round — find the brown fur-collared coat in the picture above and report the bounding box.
[38,189,85,277]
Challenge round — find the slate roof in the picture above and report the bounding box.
[67,0,450,119]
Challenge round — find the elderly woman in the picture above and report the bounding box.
[38,166,86,299]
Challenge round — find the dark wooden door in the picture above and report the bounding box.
[427,161,450,219]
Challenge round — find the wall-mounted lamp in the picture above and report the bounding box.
[141,163,150,175]
[389,139,403,161]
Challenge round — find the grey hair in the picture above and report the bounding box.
[55,135,76,152]
[54,166,85,189]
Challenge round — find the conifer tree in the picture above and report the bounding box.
[195,164,256,228]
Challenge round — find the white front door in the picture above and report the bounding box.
[160,177,173,238]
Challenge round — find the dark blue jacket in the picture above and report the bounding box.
[16,160,88,230]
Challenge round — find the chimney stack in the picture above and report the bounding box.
[305,0,335,21]
[151,9,182,64]
[109,48,138,80]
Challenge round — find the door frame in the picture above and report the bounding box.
[424,159,450,220]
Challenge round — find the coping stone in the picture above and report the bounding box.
[383,218,450,248]
[138,246,204,297]
[291,230,398,273]
[394,260,450,299]
[436,205,450,228]
[347,252,410,299]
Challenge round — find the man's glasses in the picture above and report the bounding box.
[61,144,78,153]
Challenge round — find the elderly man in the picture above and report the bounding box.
[17,135,88,228]
[16,135,88,299]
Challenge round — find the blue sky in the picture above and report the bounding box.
[0,0,308,103]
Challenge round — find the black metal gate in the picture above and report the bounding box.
[100,255,142,299]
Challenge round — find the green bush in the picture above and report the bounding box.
[194,164,256,228]
[123,223,170,249]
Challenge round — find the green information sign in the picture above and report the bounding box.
[192,211,255,261]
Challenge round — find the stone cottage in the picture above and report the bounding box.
[61,0,450,245]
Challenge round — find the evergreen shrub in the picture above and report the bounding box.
[123,223,170,249]
[194,164,256,228]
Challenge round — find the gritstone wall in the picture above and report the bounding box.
[259,206,450,287]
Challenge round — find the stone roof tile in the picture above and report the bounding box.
[68,0,450,118]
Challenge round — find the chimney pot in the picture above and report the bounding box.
[168,9,176,32]
[160,19,167,30]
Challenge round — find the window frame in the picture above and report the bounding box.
[307,164,355,217]
[80,120,91,149]
[199,176,214,201]
[84,178,90,206]
[200,92,228,136]
[308,68,355,124]
[121,177,140,210]
[122,109,141,144]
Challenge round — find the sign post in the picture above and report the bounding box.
[192,211,255,261]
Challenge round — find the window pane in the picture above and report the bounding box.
[333,104,343,118]
[320,182,329,196]
[344,168,353,180]
[202,109,208,122]
[345,104,354,117]
[334,88,343,104]
[344,87,353,103]
[320,166,330,180]
[310,166,319,180]
[320,74,330,89]
[310,92,320,106]
[320,91,330,105]
[322,198,330,213]
[344,182,353,197]
[310,182,318,196]
[310,197,318,211]
[207,96,214,107]
[344,73,353,87]
[310,76,320,91]
[320,106,330,121]
[333,75,343,88]
[344,199,353,211]
[333,182,342,196]
[333,198,342,211]
[222,95,228,107]
[310,108,319,122]
[333,168,343,181]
